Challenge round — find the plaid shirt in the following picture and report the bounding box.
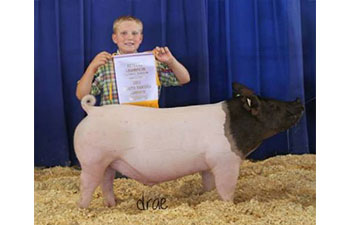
[90,51,180,105]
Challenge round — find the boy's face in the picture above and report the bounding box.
[112,21,143,54]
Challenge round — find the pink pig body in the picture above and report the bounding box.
[74,82,305,208]
[74,95,242,208]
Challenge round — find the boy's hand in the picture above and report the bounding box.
[88,51,112,72]
[152,46,190,85]
[153,47,174,65]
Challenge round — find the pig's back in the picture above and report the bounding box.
[87,102,228,144]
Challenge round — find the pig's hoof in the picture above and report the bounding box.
[77,201,89,209]
[104,199,116,207]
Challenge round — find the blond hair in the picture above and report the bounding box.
[113,16,143,33]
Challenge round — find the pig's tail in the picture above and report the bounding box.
[81,95,96,113]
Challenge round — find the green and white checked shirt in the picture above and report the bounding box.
[90,51,180,106]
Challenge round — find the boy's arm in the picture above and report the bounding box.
[76,52,112,100]
[154,47,190,85]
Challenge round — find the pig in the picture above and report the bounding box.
[74,82,304,208]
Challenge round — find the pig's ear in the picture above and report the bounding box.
[232,82,255,96]
[241,95,261,116]
[232,83,261,115]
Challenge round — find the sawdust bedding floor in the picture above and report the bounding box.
[35,154,315,225]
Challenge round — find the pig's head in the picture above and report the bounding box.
[226,83,304,157]
[233,82,304,134]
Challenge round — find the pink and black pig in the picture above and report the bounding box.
[74,82,304,208]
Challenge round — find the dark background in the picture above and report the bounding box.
[34,0,315,166]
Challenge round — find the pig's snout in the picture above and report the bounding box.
[286,99,304,125]
[287,98,304,114]
[293,98,304,114]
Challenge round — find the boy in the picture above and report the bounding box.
[76,16,190,105]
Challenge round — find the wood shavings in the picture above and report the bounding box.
[35,154,315,225]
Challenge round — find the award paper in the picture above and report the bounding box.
[113,52,159,107]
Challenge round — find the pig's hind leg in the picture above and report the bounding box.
[200,170,216,193]
[101,166,116,207]
[78,164,107,208]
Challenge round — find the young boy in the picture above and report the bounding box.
[76,16,190,105]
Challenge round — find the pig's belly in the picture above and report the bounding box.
[110,149,208,185]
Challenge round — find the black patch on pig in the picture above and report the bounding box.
[223,82,304,158]
[224,98,266,157]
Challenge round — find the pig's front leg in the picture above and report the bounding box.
[101,166,116,207]
[208,152,242,201]
[200,170,216,193]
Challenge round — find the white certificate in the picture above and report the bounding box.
[113,52,158,104]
